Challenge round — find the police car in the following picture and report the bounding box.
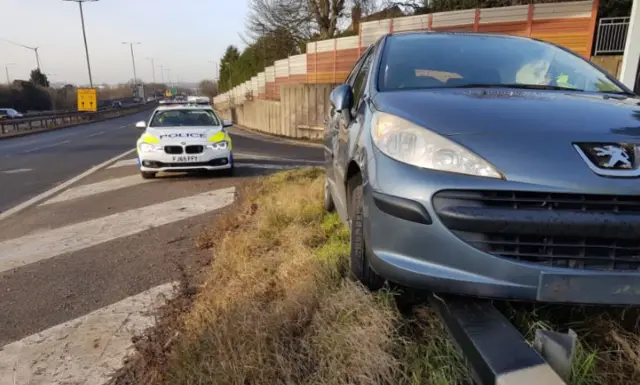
[134,99,234,179]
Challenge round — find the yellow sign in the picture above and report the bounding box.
[77,88,97,112]
[164,89,172,97]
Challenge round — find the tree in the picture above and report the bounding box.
[30,69,49,88]
[199,80,219,98]
[247,0,376,42]
[218,45,242,93]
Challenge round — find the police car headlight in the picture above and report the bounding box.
[139,143,163,152]
[206,141,228,150]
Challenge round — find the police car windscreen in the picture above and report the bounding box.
[149,109,221,127]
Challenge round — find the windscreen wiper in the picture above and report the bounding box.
[449,83,583,91]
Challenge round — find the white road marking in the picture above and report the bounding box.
[108,158,138,169]
[234,152,323,164]
[87,131,105,138]
[2,168,32,174]
[0,187,235,273]
[41,174,152,206]
[235,163,297,170]
[22,140,71,154]
[0,148,136,222]
[0,282,177,385]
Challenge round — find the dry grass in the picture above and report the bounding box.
[111,167,470,385]
[110,167,640,385]
[501,302,640,385]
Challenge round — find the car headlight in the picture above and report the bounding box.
[139,143,163,152]
[206,141,228,150]
[371,111,503,179]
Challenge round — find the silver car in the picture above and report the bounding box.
[324,31,640,305]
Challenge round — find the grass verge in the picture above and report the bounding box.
[110,167,469,385]
[110,167,640,385]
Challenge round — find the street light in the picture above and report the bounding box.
[122,42,141,85]
[63,0,98,88]
[145,57,155,83]
[1,38,41,71]
[208,60,218,82]
[5,63,15,85]
[158,64,164,84]
[165,68,172,87]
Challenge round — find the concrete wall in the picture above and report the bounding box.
[217,84,336,140]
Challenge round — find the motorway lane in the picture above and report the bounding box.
[0,110,153,214]
[0,113,324,215]
[0,128,323,384]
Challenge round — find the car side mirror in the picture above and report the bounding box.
[330,84,354,112]
[135,121,146,129]
[222,119,233,128]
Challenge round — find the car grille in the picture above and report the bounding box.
[185,145,204,154]
[433,190,640,271]
[164,146,183,154]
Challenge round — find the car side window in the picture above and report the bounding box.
[346,46,373,86]
[351,49,375,108]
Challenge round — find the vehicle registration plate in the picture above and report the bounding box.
[172,156,199,162]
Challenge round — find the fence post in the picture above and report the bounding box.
[428,14,433,31]
[586,0,601,58]
[526,4,534,37]
[333,39,337,83]
[358,23,363,57]
[474,8,480,32]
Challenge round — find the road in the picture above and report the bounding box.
[0,111,322,214]
[0,110,153,214]
[0,117,323,384]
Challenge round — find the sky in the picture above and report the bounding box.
[1,0,249,86]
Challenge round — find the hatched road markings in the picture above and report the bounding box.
[0,282,176,385]
[0,136,322,383]
[0,187,236,274]
[40,174,153,206]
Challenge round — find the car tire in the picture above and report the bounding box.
[141,171,156,179]
[349,182,385,291]
[323,177,335,212]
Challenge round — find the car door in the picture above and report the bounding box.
[325,47,371,210]
[333,46,376,219]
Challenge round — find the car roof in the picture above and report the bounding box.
[154,104,214,112]
[387,30,530,40]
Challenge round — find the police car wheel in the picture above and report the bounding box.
[141,171,156,179]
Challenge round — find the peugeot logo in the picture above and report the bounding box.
[593,145,632,169]
[574,142,639,177]
[180,141,187,145]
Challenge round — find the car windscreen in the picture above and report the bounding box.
[149,109,221,127]
[377,34,624,94]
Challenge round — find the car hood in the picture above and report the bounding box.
[144,126,224,144]
[374,89,640,193]
[375,88,640,136]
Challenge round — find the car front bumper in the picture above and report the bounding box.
[364,148,640,305]
[139,148,232,172]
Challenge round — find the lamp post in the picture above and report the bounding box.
[1,38,41,71]
[145,57,155,83]
[5,63,15,85]
[63,0,98,88]
[122,42,141,85]
[208,60,218,82]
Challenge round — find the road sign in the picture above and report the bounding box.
[77,88,97,112]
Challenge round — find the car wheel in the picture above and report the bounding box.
[323,177,335,212]
[141,171,156,179]
[349,181,385,291]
